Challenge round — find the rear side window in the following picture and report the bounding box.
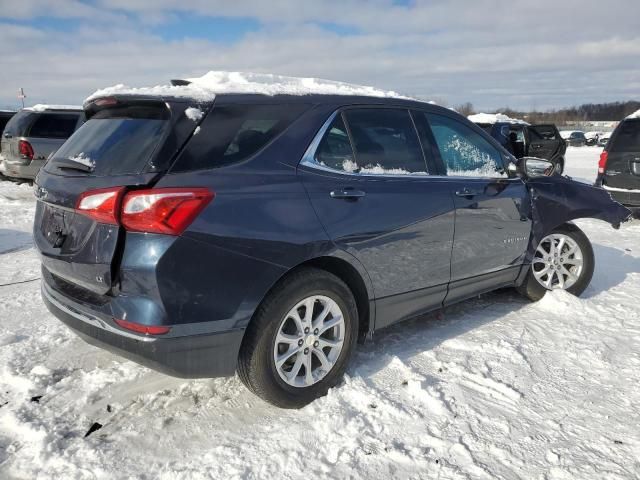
[172,104,309,172]
[343,108,427,174]
[425,113,506,177]
[46,105,168,176]
[610,120,640,152]
[315,115,356,172]
[28,113,79,139]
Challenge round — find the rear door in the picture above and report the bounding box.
[33,98,202,294]
[529,124,562,161]
[604,119,640,191]
[300,107,455,328]
[421,112,532,304]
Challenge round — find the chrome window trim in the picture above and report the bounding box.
[299,108,514,181]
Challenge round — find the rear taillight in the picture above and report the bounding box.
[121,188,214,235]
[76,187,124,225]
[114,319,170,335]
[18,140,34,160]
[75,187,213,234]
[598,151,608,174]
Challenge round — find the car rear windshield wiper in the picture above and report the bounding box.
[54,158,94,173]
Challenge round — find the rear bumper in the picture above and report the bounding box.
[42,279,244,378]
[2,158,44,180]
[604,187,640,207]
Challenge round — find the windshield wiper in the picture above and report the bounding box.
[54,158,94,173]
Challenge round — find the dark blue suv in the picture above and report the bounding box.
[34,87,631,407]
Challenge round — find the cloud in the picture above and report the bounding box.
[0,0,638,110]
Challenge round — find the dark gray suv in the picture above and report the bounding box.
[596,112,640,212]
[34,86,631,408]
[1,105,83,181]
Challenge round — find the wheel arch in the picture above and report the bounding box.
[245,253,376,341]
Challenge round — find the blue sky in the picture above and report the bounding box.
[1,0,639,111]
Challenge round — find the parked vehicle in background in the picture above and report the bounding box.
[598,132,612,147]
[0,110,16,133]
[1,105,83,181]
[469,113,567,174]
[560,130,587,147]
[585,131,604,146]
[0,109,17,177]
[596,110,640,212]
[34,73,631,408]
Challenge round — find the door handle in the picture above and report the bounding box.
[330,188,366,200]
[455,188,482,197]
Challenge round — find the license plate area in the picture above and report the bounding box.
[41,204,71,248]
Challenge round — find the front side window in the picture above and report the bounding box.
[342,108,427,174]
[425,113,506,178]
[28,113,79,139]
[530,125,557,140]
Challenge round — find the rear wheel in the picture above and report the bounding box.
[517,224,594,301]
[237,268,358,408]
[554,158,564,175]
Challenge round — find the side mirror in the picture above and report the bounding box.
[517,157,555,178]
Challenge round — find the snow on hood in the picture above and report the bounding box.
[85,71,413,103]
[467,112,529,125]
[626,109,640,119]
[24,104,82,112]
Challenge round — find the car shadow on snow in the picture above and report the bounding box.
[0,229,33,255]
[582,243,640,298]
[350,288,529,381]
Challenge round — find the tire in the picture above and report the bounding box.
[554,158,564,175]
[517,223,594,301]
[237,267,358,408]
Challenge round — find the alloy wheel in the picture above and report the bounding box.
[273,295,345,388]
[532,233,584,290]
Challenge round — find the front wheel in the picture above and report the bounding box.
[517,224,594,301]
[237,268,358,408]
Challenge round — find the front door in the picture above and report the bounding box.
[300,108,455,328]
[419,112,532,305]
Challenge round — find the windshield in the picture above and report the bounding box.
[45,106,168,176]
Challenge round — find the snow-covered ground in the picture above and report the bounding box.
[1,147,639,479]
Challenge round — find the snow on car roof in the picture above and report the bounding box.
[24,104,82,112]
[467,112,529,125]
[85,71,414,103]
[627,109,640,119]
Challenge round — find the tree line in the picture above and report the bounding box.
[454,100,640,123]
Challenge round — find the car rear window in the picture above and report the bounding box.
[610,120,640,152]
[45,105,169,176]
[171,103,309,172]
[28,113,80,139]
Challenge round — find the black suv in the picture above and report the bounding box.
[596,113,640,212]
[472,120,567,174]
[34,84,630,408]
